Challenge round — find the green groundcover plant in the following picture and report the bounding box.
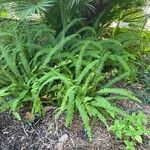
[109,112,150,150]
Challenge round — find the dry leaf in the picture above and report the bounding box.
[25,111,35,121]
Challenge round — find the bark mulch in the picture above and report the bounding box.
[0,102,150,150]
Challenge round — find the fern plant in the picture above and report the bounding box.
[112,29,150,77]
[0,21,80,119]
[0,21,140,140]
[50,41,140,140]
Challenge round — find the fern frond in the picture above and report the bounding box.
[30,45,52,66]
[40,34,78,69]
[65,86,76,127]
[103,72,129,88]
[37,72,72,95]
[32,96,43,115]
[107,96,131,101]
[100,39,123,53]
[0,90,26,115]
[98,88,140,102]
[91,52,110,91]
[60,86,77,113]
[91,96,112,109]
[1,46,21,77]
[13,30,31,77]
[83,51,100,59]
[91,96,123,118]
[76,59,99,84]
[113,55,131,73]
[85,104,107,125]
[76,97,92,141]
[75,41,90,77]
[58,18,82,39]
[0,87,10,97]
[76,26,97,37]
[82,72,95,96]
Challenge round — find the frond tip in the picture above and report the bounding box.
[98,88,140,102]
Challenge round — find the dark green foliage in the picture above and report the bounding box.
[93,0,147,33]
[132,71,150,104]
[0,0,147,34]
[101,26,150,80]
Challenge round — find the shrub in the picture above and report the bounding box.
[0,0,147,34]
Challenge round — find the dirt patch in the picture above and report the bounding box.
[0,103,150,150]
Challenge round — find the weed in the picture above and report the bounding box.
[109,112,150,150]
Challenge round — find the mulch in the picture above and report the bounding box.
[0,102,150,150]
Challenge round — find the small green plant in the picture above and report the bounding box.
[53,41,140,141]
[109,112,150,150]
[0,0,149,146]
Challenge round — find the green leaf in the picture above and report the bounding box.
[60,86,77,113]
[104,72,129,88]
[12,111,21,121]
[86,104,107,125]
[76,97,92,141]
[65,87,76,127]
[116,130,122,139]
[93,96,111,108]
[135,135,142,144]
[124,140,136,150]
[98,88,140,102]
[32,96,43,115]
[0,88,10,97]
[77,59,99,84]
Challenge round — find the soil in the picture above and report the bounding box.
[0,85,150,150]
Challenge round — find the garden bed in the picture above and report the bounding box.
[0,101,150,150]
[0,1,150,150]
